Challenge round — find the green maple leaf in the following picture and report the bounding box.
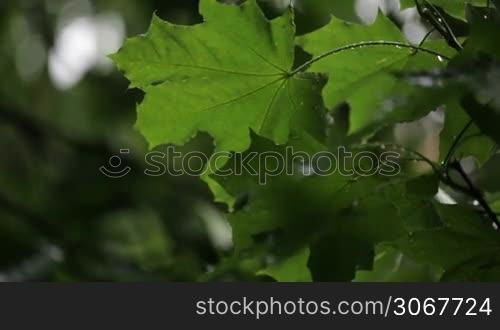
[112,0,322,153]
[210,131,440,281]
[391,204,500,280]
[297,15,452,135]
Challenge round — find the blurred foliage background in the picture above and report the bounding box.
[0,0,447,281]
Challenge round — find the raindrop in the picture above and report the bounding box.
[437,56,445,62]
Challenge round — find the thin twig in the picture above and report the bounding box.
[415,0,463,51]
[447,161,500,228]
[292,41,451,75]
[443,119,474,167]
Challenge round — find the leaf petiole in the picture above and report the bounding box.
[290,41,451,76]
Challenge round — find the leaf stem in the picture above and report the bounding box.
[447,161,500,228]
[442,119,474,168]
[291,41,450,76]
